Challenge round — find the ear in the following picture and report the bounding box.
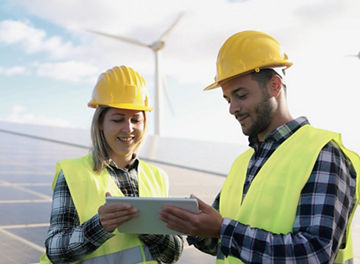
[269,74,282,98]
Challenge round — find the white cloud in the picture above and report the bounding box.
[0,19,101,82]
[5,104,72,127]
[34,60,99,83]
[8,0,359,84]
[0,66,27,76]
[0,19,81,59]
[1,0,360,148]
[3,0,360,91]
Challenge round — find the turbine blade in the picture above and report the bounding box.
[87,29,150,48]
[159,12,184,42]
[162,76,175,115]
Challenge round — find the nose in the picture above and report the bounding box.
[122,119,133,133]
[229,100,240,116]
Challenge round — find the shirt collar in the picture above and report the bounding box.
[249,116,310,148]
[106,154,139,172]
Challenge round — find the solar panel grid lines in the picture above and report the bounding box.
[0,181,52,201]
[0,125,222,263]
[0,129,88,263]
[0,123,359,263]
[0,228,44,252]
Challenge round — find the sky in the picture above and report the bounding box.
[0,0,359,152]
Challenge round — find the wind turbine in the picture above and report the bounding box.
[345,51,360,59]
[87,13,184,136]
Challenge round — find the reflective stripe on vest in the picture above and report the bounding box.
[217,125,360,264]
[40,246,158,264]
[334,259,354,264]
[41,246,158,264]
[40,154,168,263]
[80,245,157,264]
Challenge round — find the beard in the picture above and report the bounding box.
[246,101,272,137]
[241,90,273,138]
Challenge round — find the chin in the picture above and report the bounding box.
[240,127,250,136]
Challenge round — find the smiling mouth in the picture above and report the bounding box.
[235,113,249,123]
[117,136,134,143]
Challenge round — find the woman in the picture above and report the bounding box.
[40,66,183,263]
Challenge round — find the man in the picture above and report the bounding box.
[160,30,359,263]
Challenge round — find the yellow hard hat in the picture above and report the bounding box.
[88,65,153,111]
[204,30,293,90]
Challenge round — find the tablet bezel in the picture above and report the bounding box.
[105,196,199,234]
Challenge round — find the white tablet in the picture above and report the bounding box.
[106,196,199,235]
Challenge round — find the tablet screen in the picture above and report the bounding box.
[106,197,199,234]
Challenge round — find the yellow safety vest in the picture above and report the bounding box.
[40,154,167,264]
[217,125,360,264]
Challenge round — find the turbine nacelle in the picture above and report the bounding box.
[151,40,165,51]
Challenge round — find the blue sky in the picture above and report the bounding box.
[0,0,359,152]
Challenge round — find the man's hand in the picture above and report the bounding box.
[98,192,138,233]
[160,195,223,238]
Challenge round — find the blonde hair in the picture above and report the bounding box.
[90,106,147,172]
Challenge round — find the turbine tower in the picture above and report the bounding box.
[87,13,184,136]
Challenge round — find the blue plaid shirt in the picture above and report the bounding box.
[188,117,357,263]
[45,159,183,263]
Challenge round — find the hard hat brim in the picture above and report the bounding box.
[88,102,153,111]
[203,63,293,91]
[203,81,220,91]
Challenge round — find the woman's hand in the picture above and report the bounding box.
[98,192,138,233]
[160,195,223,238]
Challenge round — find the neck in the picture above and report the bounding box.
[257,101,293,142]
[111,153,134,169]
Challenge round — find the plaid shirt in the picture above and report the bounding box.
[45,158,183,263]
[188,117,357,263]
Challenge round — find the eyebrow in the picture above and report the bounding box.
[111,112,143,118]
[223,87,246,99]
[111,113,125,117]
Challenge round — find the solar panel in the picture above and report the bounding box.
[0,122,222,263]
[1,121,358,263]
[0,124,88,263]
